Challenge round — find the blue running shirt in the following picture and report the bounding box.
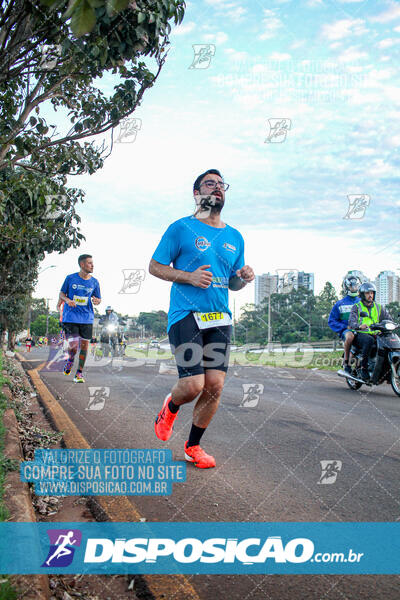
[60,273,101,324]
[152,216,245,331]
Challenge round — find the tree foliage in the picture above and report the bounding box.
[31,314,60,336]
[0,0,185,337]
[137,310,167,337]
[237,283,339,344]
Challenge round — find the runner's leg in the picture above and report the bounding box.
[191,369,225,430]
[77,339,89,374]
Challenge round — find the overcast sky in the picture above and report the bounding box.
[36,0,400,316]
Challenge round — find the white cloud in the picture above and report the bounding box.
[376,38,400,49]
[204,31,228,45]
[269,52,292,61]
[290,40,306,49]
[223,48,249,62]
[321,18,367,40]
[259,9,283,40]
[172,21,196,36]
[337,46,368,62]
[203,0,247,21]
[371,3,400,23]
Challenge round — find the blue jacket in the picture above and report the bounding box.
[328,295,360,334]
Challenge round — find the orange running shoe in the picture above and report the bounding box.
[154,394,178,441]
[184,441,216,469]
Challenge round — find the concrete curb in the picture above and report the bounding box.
[16,353,200,600]
[2,385,50,599]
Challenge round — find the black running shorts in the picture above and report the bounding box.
[62,322,93,341]
[168,313,232,379]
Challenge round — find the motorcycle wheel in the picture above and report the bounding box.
[346,377,362,391]
[390,362,400,397]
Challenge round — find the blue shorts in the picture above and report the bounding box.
[340,329,353,341]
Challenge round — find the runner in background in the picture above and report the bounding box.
[59,254,101,383]
[25,335,32,352]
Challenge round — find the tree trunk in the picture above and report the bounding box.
[8,331,16,351]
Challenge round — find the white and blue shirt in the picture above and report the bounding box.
[152,216,245,331]
[60,273,101,324]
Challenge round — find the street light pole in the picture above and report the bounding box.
[45,298,51,339]
[268,292,271,344]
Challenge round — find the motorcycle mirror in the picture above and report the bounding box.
[359,311,368,317]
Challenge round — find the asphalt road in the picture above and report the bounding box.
[19,347,400,600]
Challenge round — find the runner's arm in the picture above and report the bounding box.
[229,265,255,290]
[229,275,247,290]
[59,291,76,307]
[149,259,194,285]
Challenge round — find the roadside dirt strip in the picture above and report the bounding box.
[2,385,50,600]
[22,357,200,600]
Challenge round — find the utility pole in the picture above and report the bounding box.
[45,298,51,339]
[233,299,236,344]
[267,292,271,344]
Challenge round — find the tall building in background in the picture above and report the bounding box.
[375,271,400,306]
[255,273,278,306]
[255,271,314,305]
[277,270,314,293]
[297,271,314,292]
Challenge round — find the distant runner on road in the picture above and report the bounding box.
[59,254,101,383]
[149,168,254,468]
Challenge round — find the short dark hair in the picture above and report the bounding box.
[193,169,223,193]
[78,254,92,266]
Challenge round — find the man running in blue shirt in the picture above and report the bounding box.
[149,169,254,468]
[59,254,101,383]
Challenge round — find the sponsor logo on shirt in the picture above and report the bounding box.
[212,276,229,289]
[195,236,211,251]
[339,304,353,313]
[223,242,236,253]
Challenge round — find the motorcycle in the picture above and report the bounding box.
[337,317,400,396]
[99,322,122,357]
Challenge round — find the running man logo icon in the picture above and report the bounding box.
[240,383,264,408]
[119,269,146,294]
[39,44,62,70]
[44,194,67,220]
[115,117,142,143]
[265,118,291,143]
[42,529,82,567]
[343,194,370,220]
[87,386,110,411]
[318,460,342,485]
[189,44,216,69]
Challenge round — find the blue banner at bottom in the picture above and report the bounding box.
[0,522,398,574]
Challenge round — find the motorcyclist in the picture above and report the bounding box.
[99,306,120,350]
[348,282,391,382]
[328,274,361,375]
[100,306,119,325]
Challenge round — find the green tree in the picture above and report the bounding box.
[386,301,400,319]
[0,0,185,178]
[0,0,184,339]
[29,298,48,324]
[0,294,31,349]
[314,281,338,340]
[137,310,167,337]
[31,314,60,336]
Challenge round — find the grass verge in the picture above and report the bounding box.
[0,351,18,599]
